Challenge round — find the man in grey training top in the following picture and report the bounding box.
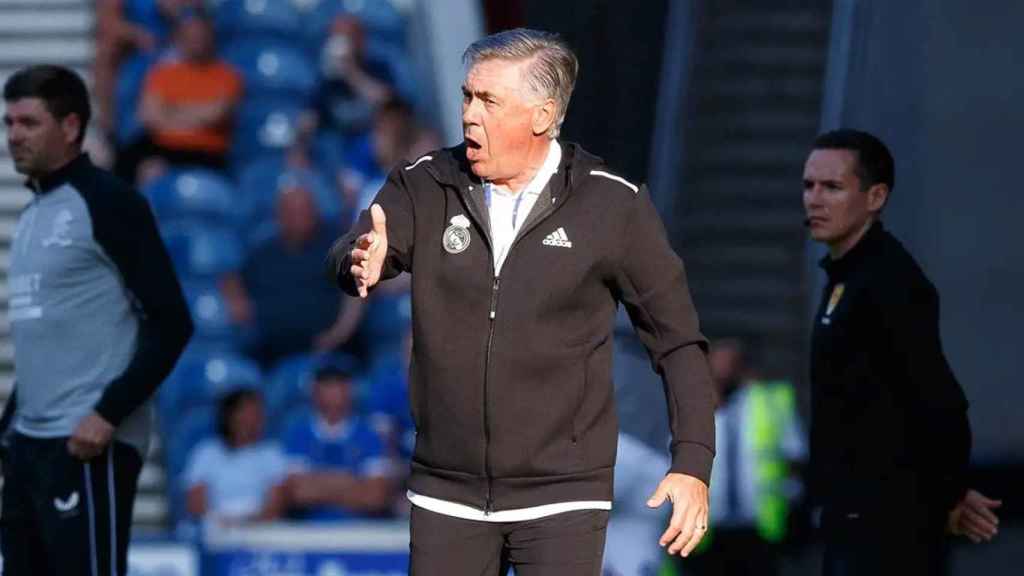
[0,65,192,576]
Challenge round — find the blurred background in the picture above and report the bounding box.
[0,0,1019,574]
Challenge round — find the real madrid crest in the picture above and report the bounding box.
[443,214,472,254]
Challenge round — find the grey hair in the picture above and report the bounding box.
[463,28,578,139]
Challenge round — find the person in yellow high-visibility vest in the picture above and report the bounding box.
[687,339,807,576]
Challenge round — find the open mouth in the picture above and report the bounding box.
[464,135,482,150]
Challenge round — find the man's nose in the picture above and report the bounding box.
[463,100,481,125]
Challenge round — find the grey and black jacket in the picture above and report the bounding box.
[2,153,192,454]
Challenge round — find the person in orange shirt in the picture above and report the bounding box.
[139,10,242,170]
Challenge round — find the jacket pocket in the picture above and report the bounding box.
[408,357,424,434]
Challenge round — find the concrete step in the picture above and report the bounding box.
[0,8,92,36]
[0,38,93,66]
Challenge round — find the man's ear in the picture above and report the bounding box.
[867,182,890,213]
[60,113,81,146]
[532,99,556,137]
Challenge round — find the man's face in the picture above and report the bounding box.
[802,148,883,251]
[462,58,541,183]
[4,98,76,178]
[176,18,214,62]
[313,377,352,424]
[276,186,318,245]
[229,395,266,447]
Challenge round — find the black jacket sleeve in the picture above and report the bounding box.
[612,185,717,484]
[86,185,193,426]
[879,270,971,510]
[327,166,416,295]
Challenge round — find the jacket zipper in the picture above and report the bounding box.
[477,172,572,513]
[483,273,500,513]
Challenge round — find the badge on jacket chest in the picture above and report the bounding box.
[443,214,472,254]
[822,283,845,325]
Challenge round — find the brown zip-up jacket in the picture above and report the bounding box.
[329,142,716,511]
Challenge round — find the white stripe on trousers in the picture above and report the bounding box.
[107,449,118,576]
[83,461,98,576]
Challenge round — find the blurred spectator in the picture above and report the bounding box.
[139,10,243,171]
[346,98,441,219]
[183,388,289,523]
[361,326,413,459]
[685,339,806,576]
[316,15,395,138]
[220,184,363,367]
[603,432,673,576]
[95,0,198,134]
[281,361,395,521]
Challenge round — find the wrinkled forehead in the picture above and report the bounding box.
[465,58,533,95]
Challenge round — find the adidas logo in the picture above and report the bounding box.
[542,227,573,248]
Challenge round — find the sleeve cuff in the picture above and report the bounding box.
[669,441,714,486]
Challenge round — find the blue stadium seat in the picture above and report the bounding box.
[224,40,318,100]
[212,0,303,43]
[161,223,245,280]
[143,168,247,229]
[229,98,305,167]
[180,281,239,350]
[236,157,343,230]
[159,351,263,416]
[114,51,159,146]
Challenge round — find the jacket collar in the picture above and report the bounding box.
[819,220,886,279]
[427,141,605,200]
[25,152,90,194]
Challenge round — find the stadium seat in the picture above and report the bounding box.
[158,351,263,416]
[224,40,318,101]
[229,98,305,167]
[114,51,160,146]
[236,157,343,230]
[161,223,245,280]
[212,0,303,43]
[142,168,247,229]
[180,281,239,350]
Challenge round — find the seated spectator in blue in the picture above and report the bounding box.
[183,388,289,524]
[282,362,394,521]
[220,183,363,367]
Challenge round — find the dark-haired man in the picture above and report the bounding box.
[1,64,192,575]
[803,129,1000,575]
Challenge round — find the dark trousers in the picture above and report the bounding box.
[1,433,143,576]
[684,527,779,576]
[821,508,949,576]
[409,505,609,575]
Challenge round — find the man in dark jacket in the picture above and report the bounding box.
[803,129,1001,575]
[330,28,716,574]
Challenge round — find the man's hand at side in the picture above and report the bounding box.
[647,472,710,557]
[67,411,115,460]
[948,489,1001,543]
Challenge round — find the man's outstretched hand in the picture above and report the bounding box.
[647,472,710,557]
[349,204,388,298]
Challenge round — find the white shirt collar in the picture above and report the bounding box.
[488,139,561,198]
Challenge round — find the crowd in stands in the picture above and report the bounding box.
[93,0,435,529]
